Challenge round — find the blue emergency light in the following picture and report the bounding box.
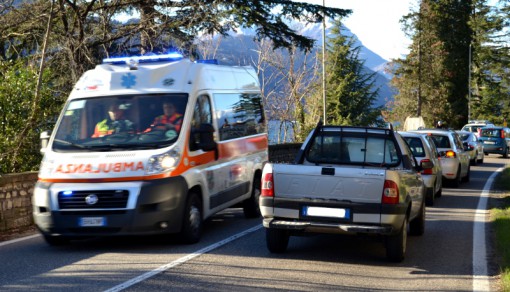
[102,53,184,65]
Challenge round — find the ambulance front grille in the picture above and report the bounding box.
[57,190,129,209]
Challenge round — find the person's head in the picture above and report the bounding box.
[163,102,176,116]
[108,104,124,121]
[437,121,443,127]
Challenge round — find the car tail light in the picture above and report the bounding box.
[261,173,274,197]
[421,159,433,175]
[501,130,505,139]
[382,180,399,204]
[445,150,456,158]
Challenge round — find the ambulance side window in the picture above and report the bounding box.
[189,95,213,151]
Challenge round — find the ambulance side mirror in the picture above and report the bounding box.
[40,131,51,154]
[197,123,217,152]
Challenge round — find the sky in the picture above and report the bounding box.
[301,0,416,61]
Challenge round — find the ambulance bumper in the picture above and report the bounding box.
[33,176,188,237]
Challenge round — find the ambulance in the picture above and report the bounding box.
[33,53,268,245]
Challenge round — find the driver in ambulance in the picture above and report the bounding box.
[145,102,183,132]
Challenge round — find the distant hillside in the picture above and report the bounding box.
[207,24,394,108]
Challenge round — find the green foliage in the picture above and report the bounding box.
[321,18,383,127]
[390,0,509,129]
[0,58,61,173]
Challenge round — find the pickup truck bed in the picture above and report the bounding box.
[260,124,427,262]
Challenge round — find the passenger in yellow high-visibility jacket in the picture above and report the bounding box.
[92,103,134,138]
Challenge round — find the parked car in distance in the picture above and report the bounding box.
[456,130,484,165]
[478,126,510,158]
[414,129,470,187]
[400,131,443,206]
[461,120,495,137]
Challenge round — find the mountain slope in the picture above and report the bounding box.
[207,25,393,107]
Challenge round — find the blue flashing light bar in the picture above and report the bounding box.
[62,191,73,196]
[196,59,219,65]
[102,53,184,65]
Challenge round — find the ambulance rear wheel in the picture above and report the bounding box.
[180,192,202,244]
[243,175,261,218]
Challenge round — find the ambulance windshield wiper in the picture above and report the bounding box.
[53,139,89,149]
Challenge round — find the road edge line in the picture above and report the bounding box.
[473,166,504,292]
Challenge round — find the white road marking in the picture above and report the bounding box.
[0,234,40,247]
[473,166,504,292]
[104,224,263,292]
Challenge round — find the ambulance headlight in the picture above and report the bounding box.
[146,149,180,175]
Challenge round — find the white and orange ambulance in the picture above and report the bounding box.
[33,53,267,245]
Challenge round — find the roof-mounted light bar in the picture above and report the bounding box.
[102,53,184,65]
[196,59,218,65]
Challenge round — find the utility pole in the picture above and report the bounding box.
[468,43,472,121]
[322,0,327,125]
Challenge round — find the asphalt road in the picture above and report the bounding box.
[0,156,506,291]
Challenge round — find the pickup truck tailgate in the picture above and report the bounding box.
[272,164,385,203]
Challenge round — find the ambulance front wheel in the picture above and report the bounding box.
[43,234,70,246]
[243,175,261,218]
[180,191,203,244]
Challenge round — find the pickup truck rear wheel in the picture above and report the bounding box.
[386,217,407,262]
[409,202,425,236]
[266,228,289,253]
[243,176,261,218]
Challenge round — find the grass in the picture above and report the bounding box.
[492,168,510,291]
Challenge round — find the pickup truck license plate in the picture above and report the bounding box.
[303,206,350,219]
[79,217,106,227]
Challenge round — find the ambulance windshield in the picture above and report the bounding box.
[52,94,188,151]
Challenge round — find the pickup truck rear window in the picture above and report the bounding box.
[306,133,400,166]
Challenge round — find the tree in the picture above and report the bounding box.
[308,18,383,128]
[468,0,510,125]
[389,0,510,129]
[0,58,59,173]
[0,0,351,171]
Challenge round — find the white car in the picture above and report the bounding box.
[461,120,495,137]
[400,131,443,206]
[414,129,470,187]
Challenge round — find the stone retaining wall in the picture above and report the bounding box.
[0,143,302,237]
[0,172,38,234]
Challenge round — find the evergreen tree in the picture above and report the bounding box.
[469,0,510,125]
[318,18,383,127]
[390,0,472,129]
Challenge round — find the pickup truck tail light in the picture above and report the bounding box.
[261,173,274,197]
[382,180,399,204]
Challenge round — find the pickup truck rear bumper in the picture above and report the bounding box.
[263,218,394,235]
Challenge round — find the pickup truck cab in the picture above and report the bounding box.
[260,124,427,262]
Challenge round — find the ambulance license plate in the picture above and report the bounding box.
[79,217,106,227]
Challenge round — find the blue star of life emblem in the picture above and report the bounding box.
[121,73,136,88]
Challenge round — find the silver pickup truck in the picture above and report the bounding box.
[260,123,429,262]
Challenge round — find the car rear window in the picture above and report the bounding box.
[430,135,451,148]
[306,133,400,166]
[480,129,501,137]
[404,137,425,158]
[459,133,470,140]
